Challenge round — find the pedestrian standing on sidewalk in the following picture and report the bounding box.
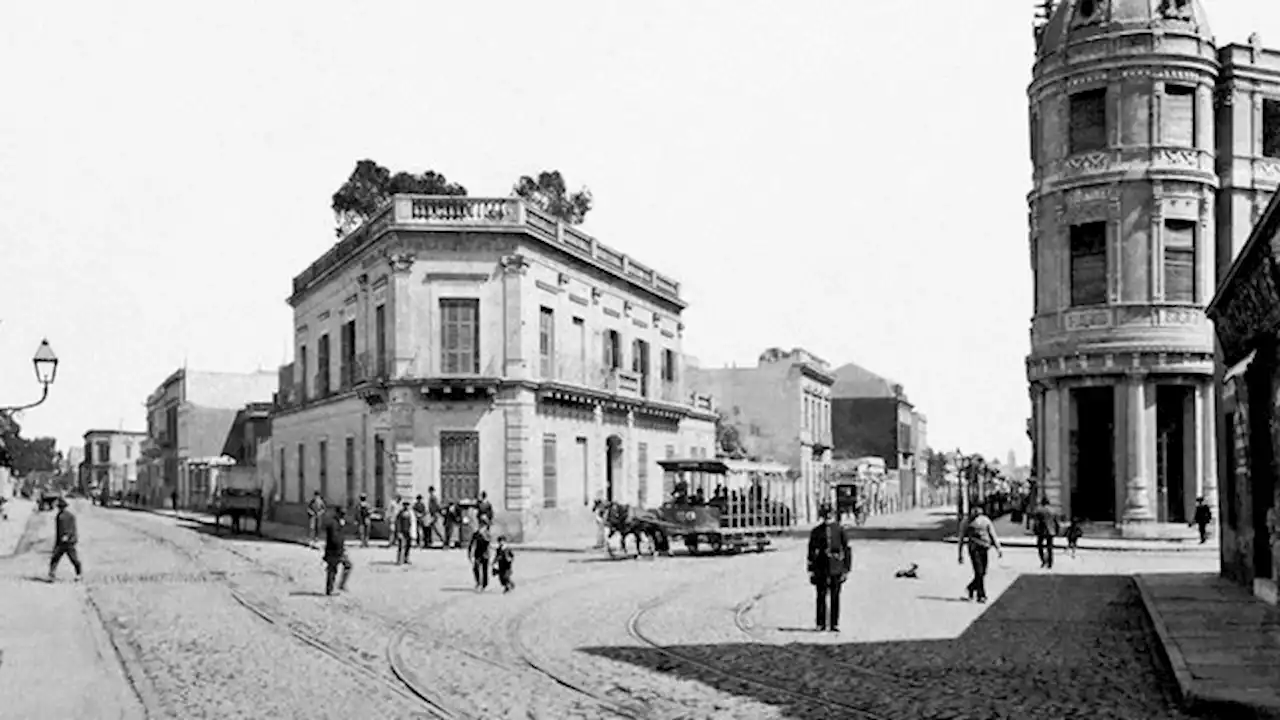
[493,535,515,593]
[1193,497,1213,544]
[322,507,352,596]
[469,521,493,591]
[394,499,414,565]
[1066,518,1083,558]
[426,487,442,548]
[476,491,494,528]
[413,494,429,549]
[1031,497,1060,569]
[356,493,373,548]
[807,503,851,632]
[306,491,326,548]
[48,498,82,583]
[443,502,461,549]
[171,489,179,512]
[957,505,1002,603]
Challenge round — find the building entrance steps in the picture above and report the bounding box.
[1136,572,1280,719]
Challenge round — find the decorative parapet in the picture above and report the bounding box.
[291,196,683,305]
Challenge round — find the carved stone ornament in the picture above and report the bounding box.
[387,251,416,274]
[591,287,602,304]
[499,253,530,275]
[623,301,633,316]
[1158,0,1193,20]
[356,273,370,289]
[652,312,662,327]
[557,272,570,286]
[1072,0,1105,26]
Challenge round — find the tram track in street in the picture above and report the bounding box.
[96,510,454,719]
[625,577,901,720]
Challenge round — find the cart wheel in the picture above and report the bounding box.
[756,542,767,553]
[684,537,699,555]
[710,538,723,554]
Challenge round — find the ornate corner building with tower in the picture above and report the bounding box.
[1027,0,1280,534]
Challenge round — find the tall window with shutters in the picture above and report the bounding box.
[374,304,387,377]
[603,329,622,370]
[1164,85,1195,148]
[440,299,480,374]
[542,434,558,509]
[374,435,386,509]
[299,345,309,401]
[439,431,480,503]
[296,444,305,503]
[1069,88,1107,154]
[340,319,357,387]
[317,334,331,397]
[1265,99,1280,159]
[1070,222,1108,307]
[318,440,328,500]
[279,448,286,501]
[345,437,356,503]
[1164,219,1196,303]
[661,349,677,382]
[632,339,650,397]
[539,307,555,379]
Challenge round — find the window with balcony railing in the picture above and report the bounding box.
[340,319,356,389]
[441,298,480,374]
[632,339,650,398]
[318,334,332,396]
[660,348,677,382]
[604,329,622,370]
[375,304,387,378]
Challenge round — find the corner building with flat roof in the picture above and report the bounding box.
[271,195,717,544]
[1027,0,1280,534]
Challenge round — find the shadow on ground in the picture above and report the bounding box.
[843,514,959,542]
[581,574,1198,720]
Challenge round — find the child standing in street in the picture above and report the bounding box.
[494,536,515,593]
[1066,518,1083,558]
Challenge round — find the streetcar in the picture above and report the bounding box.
[654,457,798,554]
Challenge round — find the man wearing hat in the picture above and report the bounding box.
[355,493,373,548]
[49,497,82,582]
[394,498,415,565]
[321,506,352,595]
[807,503,851,632]
[1193,497,1213,544]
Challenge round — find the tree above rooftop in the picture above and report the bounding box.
[512,170,593,225]
[330,159,467,237]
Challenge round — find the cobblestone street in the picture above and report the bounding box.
[0,503,1221,719]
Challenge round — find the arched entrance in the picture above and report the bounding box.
[605,435,622,503]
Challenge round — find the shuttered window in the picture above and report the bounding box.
[1069,89,1107,154]
[440,299,480,374]
[1265,99,1280,159]
[603,329,621,370]
[440,431,480,504]
[373,436,386,508]
[1164,219,1196,303]
[637,442,649,507]
[542,434,557,509]
[1164,85,1195,148]
[1070,222,1108,307]
[345,437,356,504]
[318,440,328,500]
[539,307,555,379]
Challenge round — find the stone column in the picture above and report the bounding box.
[1123,376,1156,523]
[1198,381,1219,514]
[1183,387,1199,523]
[1043,383,1064,511]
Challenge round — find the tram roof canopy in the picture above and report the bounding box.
[657,457,793,476]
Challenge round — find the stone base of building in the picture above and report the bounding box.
[1115,521,1202,541]
[1255,578,1279,607]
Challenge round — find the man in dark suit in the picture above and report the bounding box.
[322,506,353,596]
[807,504,851,632]
[49,497,83,583]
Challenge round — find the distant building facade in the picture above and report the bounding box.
[1026,0,1280,535]
[1207,188,1280,604]
[685,346,834,525]
[82,429,146,498]
[137,368,277,507]
[271,195,717,543]
[829,362,929,510]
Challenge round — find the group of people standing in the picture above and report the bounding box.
[306,489,515,597]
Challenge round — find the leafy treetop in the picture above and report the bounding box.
[330,159,467,237]
[512,170,593,225]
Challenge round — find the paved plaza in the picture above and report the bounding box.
[0,501,1241,719]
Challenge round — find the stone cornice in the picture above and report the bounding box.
[1025,350,1214,382]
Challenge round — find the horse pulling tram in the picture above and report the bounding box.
[654,458,797,554]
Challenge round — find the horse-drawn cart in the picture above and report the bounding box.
[654,458,798,554]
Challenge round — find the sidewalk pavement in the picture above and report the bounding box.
[0,498,36,557]
[942,512,1219,553]
[134,505,596,553]
[1136,573,1280,719]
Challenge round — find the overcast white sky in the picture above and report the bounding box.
[1,0,1276,463]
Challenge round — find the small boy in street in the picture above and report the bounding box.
[356,494,373,548]
[1066,518,1083,558]
[494,535,515,593]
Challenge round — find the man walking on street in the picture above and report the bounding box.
[1031,497,1060,569]
[958,505,1002,603]
[807,504,851,632]
[49,498,83,583]
[395,499,414,565]
[356,493,373,548]
[306,491,326,548]
[468,520,493,591]
[1193,497,1213,544]
[413,494,429,549]
[322,507,352,596]
[171,489,179,512]
[426,487,442,548]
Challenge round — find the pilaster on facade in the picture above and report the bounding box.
[500,392,533,512]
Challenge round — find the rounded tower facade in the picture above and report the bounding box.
[1028,0,1218,532]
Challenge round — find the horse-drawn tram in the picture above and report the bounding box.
[655,458,797,554]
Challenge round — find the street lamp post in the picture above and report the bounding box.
[0,339,59,415]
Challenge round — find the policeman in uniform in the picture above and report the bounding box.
[807,503,851,632]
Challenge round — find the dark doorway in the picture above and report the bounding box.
[1155,386,1191,524]
[1246,360,1275,580]
[1071,387,1116,522]
[605,435,622,503]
